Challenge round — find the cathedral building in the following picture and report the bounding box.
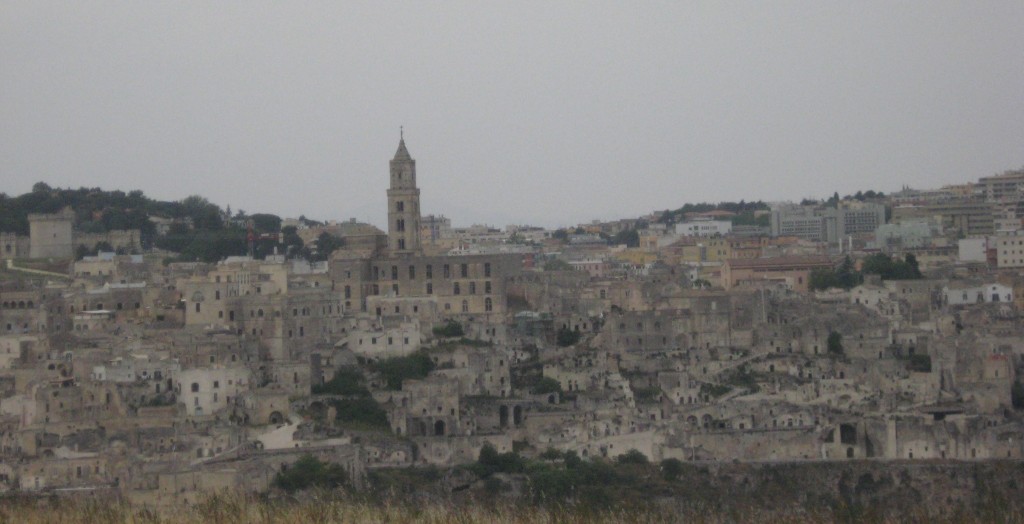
[329,136,521,318]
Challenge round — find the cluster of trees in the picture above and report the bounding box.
[731,211,770,227]
[312,366,368,396]
[155,228,248,263]
[862,253,922,280]
[1,183,343,264]
[543,259,573,271]
[810,254,923,291]
[609,228,640,247]
[311,367,391,429]
[368,351,436,390]
[657,200,769,225]
[551,225,645,248]
[804,190,886,208]
[432,321,465,338]
[0,183,162,246]
[809,256,862,290]
[328,397,389,429]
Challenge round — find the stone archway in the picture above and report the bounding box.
[269,411,284,425]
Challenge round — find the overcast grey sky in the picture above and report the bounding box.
[2,2,1022,229]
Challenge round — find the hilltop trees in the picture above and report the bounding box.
[809,256,861,290]
[810,254,922,291]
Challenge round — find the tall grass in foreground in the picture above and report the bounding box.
[0,491,1018,524]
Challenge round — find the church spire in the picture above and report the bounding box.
[394,127,411,161]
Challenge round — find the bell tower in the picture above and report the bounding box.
[387,129,422,254]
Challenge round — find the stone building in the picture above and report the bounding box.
[0,233,29,260]
[28,208,74,259]
[328,137,522,319]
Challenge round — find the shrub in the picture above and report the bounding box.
[661,458,684,481]
[370,351,435,390]
[432,321,464,338]
[632,386,661,403]
[273,455,347,493]
[330,397,389,429]
[476,443,526,476]
[531,377,563,395]
[827,332,844,356]
[616,449,648,465]
[539,448,563,461]
[312,366,368,396]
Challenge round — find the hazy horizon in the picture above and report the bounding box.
[2,2,1022,229]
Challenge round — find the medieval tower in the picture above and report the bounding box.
[387,133,422,254]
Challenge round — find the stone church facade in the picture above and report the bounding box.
[329,137,521,319]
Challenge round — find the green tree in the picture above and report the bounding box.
[827,331,844,356]
[610,229,640,248]
[279,225,304,257]
[249,213,282,233]
[661,458,685,481]
[826,192,840,208]
[836,255,862,288]
[310,232,345,261]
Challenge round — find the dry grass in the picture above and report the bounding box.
[0,491,1018,524]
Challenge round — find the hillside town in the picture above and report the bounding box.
[1,139,1023,507]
